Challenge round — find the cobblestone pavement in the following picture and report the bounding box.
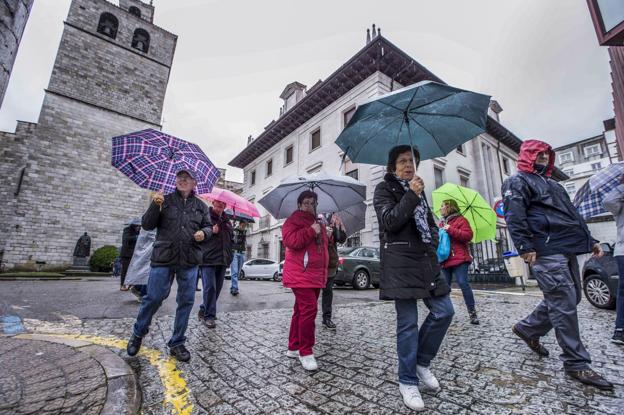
[21,290,624,414]
[0,338,107,415]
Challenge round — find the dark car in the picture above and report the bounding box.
[334,246,381,290]
[582,243,620,309]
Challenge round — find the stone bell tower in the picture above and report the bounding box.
[0,0,177,270]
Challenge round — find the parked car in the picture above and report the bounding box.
[240,258,281,281]
[278,260,284,280]
[582,243,619,309]
[335,246,381,290]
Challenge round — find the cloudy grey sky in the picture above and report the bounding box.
[0,0,613,182]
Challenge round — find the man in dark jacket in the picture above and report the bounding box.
[322,214,347,329]
[198,200,233,328]
[120,221,140,291]
[502,140,613,390]
[126,170,213,362]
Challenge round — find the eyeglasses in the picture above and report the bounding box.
[176,176,194,182]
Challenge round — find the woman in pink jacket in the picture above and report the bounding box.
[282,190,329,371]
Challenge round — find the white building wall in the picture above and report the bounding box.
[241,73,520,262]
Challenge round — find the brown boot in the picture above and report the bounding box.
[566,369,614,390]
[512,325,549,357]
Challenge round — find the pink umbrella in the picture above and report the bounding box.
[199,187,260,217]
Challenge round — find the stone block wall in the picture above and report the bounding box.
[0,0,33,106]
[2,93,155,270]
[49,0,176,125]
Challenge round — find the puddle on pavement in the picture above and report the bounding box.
[0,315,25,334]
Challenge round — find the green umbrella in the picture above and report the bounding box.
[432,183,497,243]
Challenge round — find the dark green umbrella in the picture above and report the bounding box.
[335,81,490,166]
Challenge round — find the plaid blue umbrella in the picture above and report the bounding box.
[111,129,220,194]
[574,163,624,219]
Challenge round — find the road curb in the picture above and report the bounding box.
[15,333,141,415]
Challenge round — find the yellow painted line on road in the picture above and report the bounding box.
[54,334,193,415]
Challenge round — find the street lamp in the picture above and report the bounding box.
[588,0,624,46]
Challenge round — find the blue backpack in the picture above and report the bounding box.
[437,228,451,263]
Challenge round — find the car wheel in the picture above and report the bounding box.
[352,270,370,290]
[239,270,245,280]
[273,272,282,282]
[583,274,615,309]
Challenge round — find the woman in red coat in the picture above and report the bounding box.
[282,190,329,370]
[439,199,479,325]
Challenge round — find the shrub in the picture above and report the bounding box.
[89,245,119,272]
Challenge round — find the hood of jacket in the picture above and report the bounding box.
[517,139,556,177]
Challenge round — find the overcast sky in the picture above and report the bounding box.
[0,0,614,182]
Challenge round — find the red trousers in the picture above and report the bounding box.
[288,288,320,356]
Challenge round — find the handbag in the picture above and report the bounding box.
[436,228,451,263]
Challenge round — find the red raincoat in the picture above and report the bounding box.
[516,139,556,176]
[282,209,329,288]
[440,214,473,269]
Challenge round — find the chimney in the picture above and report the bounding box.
[488,100,503,122]
[366,28,371,44]
[247,135,254,145]
[377,27,381,37]
[372,24,376,39]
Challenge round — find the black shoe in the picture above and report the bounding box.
[566,369,614,390]
[469,309,480,325]
[169,344,191,362]
[230,289,239,296]
[612,329,624,345]
[512,325,549,357]
[203,318,216,329]
[322,319,336,329]
[126,334,142,356]
[196,287,201,291]
[198,309,204,321]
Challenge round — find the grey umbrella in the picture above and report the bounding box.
[258,172,366,219]
[326,202,367,237]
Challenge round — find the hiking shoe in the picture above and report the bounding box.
[416,365,440,392]
[197,309,204,321]
[399,383,425,411]
[299,354,318,371]
[469,309,480,325]
[203,318,216,329]
[512,325,549,357]
[322,319,337,329]
[612,329,624,345]
[126,334,142,357]
[169,344,191,362]
[566,369,614,390]
[286,349,300,358]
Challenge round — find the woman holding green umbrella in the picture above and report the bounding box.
[439,199,479,325]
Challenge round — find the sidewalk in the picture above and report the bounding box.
[0,333,139,415]
[10,290,623,415]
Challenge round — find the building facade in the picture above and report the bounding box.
[0,0,177,270]
[0,0,34,107]
[229,31,544,265]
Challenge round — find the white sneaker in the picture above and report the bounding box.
[298,354,318,371]
[286,349,299,358]
[399,383,425,411]
[416,365,440,392]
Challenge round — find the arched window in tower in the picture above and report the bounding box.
[131,28,150,53]
[128,6,141,18]
[97,13,118,39]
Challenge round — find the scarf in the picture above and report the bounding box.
[395,175,432,244]
[442,212,461,226]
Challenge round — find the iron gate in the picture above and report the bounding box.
[468,228,516,283]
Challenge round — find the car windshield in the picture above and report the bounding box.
[338,246,357,255]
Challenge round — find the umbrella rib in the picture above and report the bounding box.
[409,91,458,111]
[407,114,446,155]
[410,111,485,131]
[375,99,407,113]
[351,117,403,161]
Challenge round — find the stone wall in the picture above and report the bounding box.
[2,93,155,270]
[0,0,176,270]
[49,0,176,125]
[0,0,33,106]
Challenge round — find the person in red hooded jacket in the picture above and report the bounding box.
[439,199,478,325]
[502,140,612,390]
[282,190,329,371]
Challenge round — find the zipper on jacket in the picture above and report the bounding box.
[384,241,410,248]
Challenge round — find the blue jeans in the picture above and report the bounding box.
[133,265,197,347]
[199,265,226,319]
[395,294,454,385]
[230,252,245,292]
[616,257,624,329]
[442,263,476,311]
